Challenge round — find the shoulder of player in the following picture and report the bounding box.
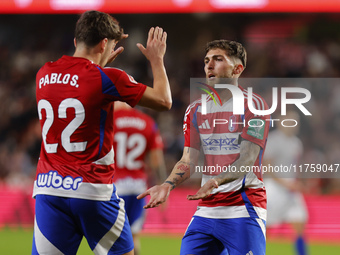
[99,66,125,76]
[37,59,58,73]
[36,61,57,81]
[185,95,208,115]
[101,67,139,85]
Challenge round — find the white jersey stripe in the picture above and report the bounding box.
[202,174,243,193]
[243,90,265,110]
[252,92,265,110]
[194,205,266,220]
[202,173,264,193]
[243,91,261,111]
[33,181,115,201]
[93,198,126,254]
[93,146,115,165]
[34,217,63,255]
[254,207,267,223]
[194,205,250,219]
[256,218,267,239]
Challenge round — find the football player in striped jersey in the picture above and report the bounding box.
[139,40,270,255]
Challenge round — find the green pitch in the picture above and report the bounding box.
[1,228,339,255]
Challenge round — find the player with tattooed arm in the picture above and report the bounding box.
[138,40,270,255]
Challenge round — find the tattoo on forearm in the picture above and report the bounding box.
[177,163,190,172]
[176,172,185,178]
[165,181,175,190]
[178,160,195,170]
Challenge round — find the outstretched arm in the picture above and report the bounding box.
[187,140,260,200]
[137,27,172,111]
[137,147,199,209]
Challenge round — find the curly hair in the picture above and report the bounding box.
[75,10,123,47]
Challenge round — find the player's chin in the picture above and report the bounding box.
[206,77,217,86]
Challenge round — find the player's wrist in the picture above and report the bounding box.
[149,56,164,66]
[210,178,219,188]
[163,181,175,190]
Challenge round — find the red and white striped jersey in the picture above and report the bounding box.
[183,86,270,220]
[112,108,163,195]
[33,55,146,201]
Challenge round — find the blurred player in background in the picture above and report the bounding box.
[138,39,270,255]
[264,110,309,255]
[113,102,167,255]
[33,10,171,255]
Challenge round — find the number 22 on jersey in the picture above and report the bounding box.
[38,98,87,153]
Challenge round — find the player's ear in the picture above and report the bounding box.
[74,38,77,48]
[100,38,108,53]
[233,64,244,75]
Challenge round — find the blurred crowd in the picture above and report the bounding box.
[0,13,340,193]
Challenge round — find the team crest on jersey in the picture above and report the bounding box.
[127,74,138,84]
[247,119,265,140]
[229,115,237,132]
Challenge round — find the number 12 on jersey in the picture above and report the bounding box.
[114,132,146,170]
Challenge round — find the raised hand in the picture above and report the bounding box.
[107,33,129,64]
[137,27,167,62]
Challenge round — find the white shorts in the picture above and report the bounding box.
[265,179,308,226]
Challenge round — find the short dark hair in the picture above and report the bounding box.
[205,40,247,68]
[75,10,123,47]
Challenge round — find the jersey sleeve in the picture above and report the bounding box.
[240,96,270,149]
[183,102,201,150]
[102,67,147,107]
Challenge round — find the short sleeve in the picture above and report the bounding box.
[240,96,270,149]
[102,67,147,107]
[183,103,200,150]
